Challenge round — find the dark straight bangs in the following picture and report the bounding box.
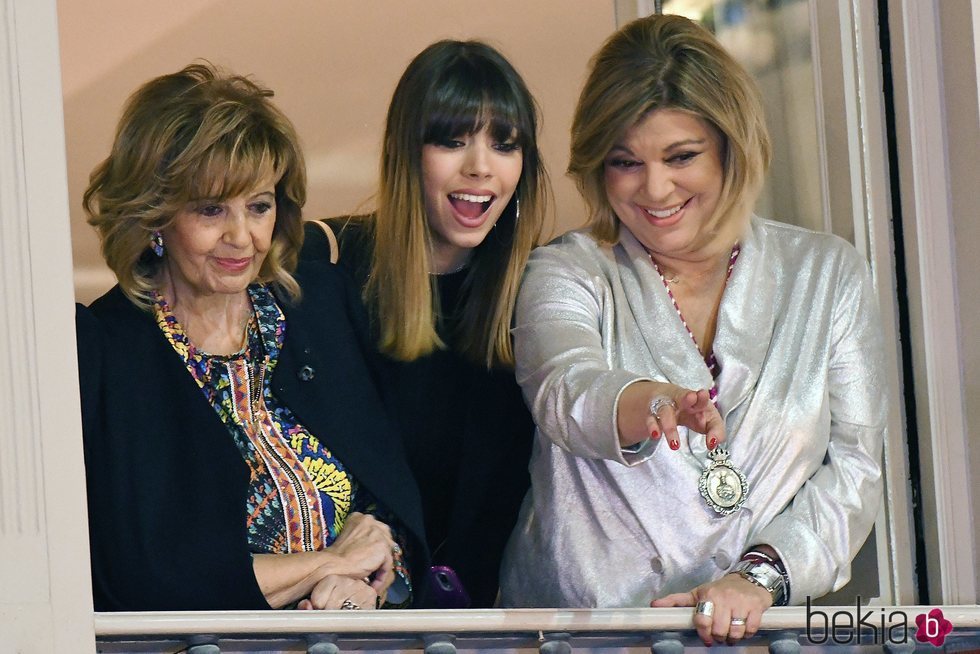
[421,56,532,148]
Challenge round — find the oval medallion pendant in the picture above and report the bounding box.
[699,447,748,515]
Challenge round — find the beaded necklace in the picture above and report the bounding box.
[649,244,740,403]
[649,244,748,516]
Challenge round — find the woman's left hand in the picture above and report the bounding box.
[651,574,772,645]
[297,574,379,611]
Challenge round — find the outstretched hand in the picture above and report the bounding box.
[648,387,725,452]
[618,382,726,451]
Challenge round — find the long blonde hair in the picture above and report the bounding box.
[368,40,547,368]
[83,62,307,307]
[569,14,771,245]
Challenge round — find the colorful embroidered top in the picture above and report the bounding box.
[152,284,410,602]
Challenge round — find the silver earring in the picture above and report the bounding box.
[150,230,164,257]
[514,197,521,224]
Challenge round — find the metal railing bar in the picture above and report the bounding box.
[92,605,980,637]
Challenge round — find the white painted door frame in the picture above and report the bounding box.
[0,0,96,651]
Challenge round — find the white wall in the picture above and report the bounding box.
[59,0,615,304]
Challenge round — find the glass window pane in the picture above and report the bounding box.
[664,0,823,232]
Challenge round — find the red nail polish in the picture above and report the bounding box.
[669,439,680,450]
[651,429,660,439]
[708,437,717,449]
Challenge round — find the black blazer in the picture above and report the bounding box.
[77,261,427,611]
[301,219,534,608]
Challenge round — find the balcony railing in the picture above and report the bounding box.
[94,605,980,653]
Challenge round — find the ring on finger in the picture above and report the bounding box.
[649,395,678,419]
[340,599,360,610]
[694,600,714,617]
[730,617,747,627]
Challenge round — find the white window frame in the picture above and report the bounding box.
[810,0,917,605]
[886,0,979,604]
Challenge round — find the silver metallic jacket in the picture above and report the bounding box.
[500,217,886,608]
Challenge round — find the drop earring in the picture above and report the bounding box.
[150,230,164,257]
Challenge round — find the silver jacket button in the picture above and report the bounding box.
[297,365,315,381]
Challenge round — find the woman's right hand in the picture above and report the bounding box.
[653,386,725,451]
[328,512,396,594]
[618,381,725,450]
[253,512,397,608]
[297,574,379,611]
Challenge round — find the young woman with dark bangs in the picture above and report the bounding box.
[302,40,548,608]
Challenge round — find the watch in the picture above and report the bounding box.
[732,559,787,606]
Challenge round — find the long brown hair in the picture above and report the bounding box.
[368,40,548,367]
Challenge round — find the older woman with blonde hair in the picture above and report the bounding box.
[77,63,425,611]
[500,14,885,644]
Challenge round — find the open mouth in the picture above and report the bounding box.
[448,192,495,220]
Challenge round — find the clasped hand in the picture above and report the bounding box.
[328,511,397,595]
[297,574,378,611]
[276,511,398,610]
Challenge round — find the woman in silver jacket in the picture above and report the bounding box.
[500,14,885,646]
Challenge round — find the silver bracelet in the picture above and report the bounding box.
[732,558,787,606]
